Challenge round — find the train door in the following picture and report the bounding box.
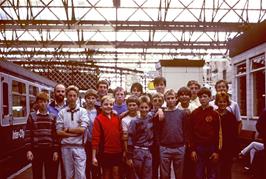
[0,74,11,126]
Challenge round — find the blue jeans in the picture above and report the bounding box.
[195,145,218,179]
[160,145,185,179]
[133,148,152,179]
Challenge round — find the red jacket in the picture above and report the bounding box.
[92,112,123,154]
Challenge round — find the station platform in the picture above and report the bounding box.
[10,159,255,179]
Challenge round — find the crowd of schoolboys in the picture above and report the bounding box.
[24,76,266,179]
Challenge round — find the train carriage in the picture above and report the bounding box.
[0,60,56,178]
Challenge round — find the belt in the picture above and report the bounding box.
[134,146,149,150]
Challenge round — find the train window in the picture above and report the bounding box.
[12,80,26,94]
[2,82,9,116]
[29,85,39,112]
[41,89,49,94]
[12,81,27,117]
[29,85,39,96]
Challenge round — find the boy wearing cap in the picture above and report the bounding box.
[84,89,100,179]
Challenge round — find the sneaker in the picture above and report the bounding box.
[244,166,250,171]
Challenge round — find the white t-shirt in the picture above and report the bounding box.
[177,102,198,113]
[122,115,137,133]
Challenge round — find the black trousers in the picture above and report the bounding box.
[32,148,59,179]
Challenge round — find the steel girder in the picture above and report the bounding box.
[0,0,265,67]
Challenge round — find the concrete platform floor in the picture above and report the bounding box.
[10,159,256,179]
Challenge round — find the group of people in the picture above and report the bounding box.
[24,77,266,179]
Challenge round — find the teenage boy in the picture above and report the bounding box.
[25,92,59,179]
[121,95,139,178]
[95,80,109,108]
[210,80,242,133]
[84,89,100,179]
[187,80,201,107]
[151,93,164,179]
[130,82,143,97]
[159,89,188,179]
[127,95,154,179]
[57,85,89,179]
[189,87,220,179]
[176,86,197,179]
[153,76,166,94]
[92,96,123,179]
[177,86,197,114]
[113,87,128,115]
[122,96,139,152]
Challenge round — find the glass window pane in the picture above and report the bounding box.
[29,85,39,96]
[30,96,37,112]
[12,81,26,94]
[251,53,265,70]
[2,82,9,116]
[237,75,247,116]
[12,95,27,117]
[236,63,246,75]
[253,69,265,116]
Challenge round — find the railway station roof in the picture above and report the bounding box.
[0,0,266,71]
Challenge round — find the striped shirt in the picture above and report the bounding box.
[25,111,59,152]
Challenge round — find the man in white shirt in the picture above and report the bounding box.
[57,85,89,179]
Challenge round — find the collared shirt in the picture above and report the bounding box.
[209,100,241,121]
[190,97,201,108]
[56,105,89,145]
[177,102,197,113]
[48,100,67,117]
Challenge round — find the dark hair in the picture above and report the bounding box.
[113,87,125,96]
[215,80,229,90]
[215,91,231,106]
[85,89,98,98]
[126,95,140,106]
[54,83,65,93]
[187,80,201,88]
[36,92,49,102]
[153,76,166,86]
[96,80,109,89]
[197,87,211,97]
[130,82,143,94]
[177,87,192,97]
[139,95,151,107]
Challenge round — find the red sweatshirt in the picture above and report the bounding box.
[189,106,220,152]
[92,112,123,154]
